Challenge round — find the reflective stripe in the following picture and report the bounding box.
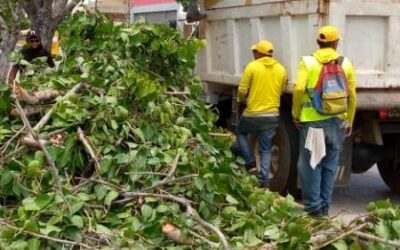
[302,102,312,107]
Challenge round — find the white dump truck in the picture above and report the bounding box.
[197,0,400,195]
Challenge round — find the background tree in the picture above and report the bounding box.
[0,0,23,81]
[0,0,83,81]
[19,0,83,51]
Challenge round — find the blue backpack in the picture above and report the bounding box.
[306,56,348,115]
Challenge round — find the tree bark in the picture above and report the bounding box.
[19,0,82,52]
[0,1,23,81]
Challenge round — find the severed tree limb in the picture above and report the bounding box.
[115,174,199,204]
[166,91,190,96]
[353,231,400,248]
[165,153,180,181]
[138,153,180,192]
[20,135,48,148]
[10,105,52,117]
[0,126,25,156]
[125,172,168,176]
[71,178,91,194]
[162,223,193,245]
[0,219,91,249]
[118,192,232,250]
[33,82,84,133]
[11,83,71,212]
[209,132,233,137]
[77,127,100,173]
[312,223,367,250]
[75,177,125,192]
[137,174,198,194]
[188,229,220,248]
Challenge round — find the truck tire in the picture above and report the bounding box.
[378,159,400,193]
[269,113,300,197]
[377,135,400,193]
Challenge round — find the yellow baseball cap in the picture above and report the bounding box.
[317,25,341,42]
[250,40,274,55]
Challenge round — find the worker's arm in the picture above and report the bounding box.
[292,59,308,121]
[237,64,253,103]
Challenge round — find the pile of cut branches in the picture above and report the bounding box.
[0,12,400,250]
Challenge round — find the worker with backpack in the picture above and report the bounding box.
[292,25,357,217]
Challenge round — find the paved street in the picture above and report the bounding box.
[331,166,400,223]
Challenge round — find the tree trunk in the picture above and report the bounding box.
[20,0,82,53]
[0,1,22,81]
[0,32,19,81]
[30,17,56,52]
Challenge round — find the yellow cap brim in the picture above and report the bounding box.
[251,45,257,51]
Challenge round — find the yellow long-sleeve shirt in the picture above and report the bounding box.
[292,48,357,126]
[238,56,287,116]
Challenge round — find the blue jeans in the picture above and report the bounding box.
[237,116,278,185]
[297,117,346,213]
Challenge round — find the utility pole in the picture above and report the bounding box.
[127,0,131,24]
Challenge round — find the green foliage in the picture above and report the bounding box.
[1,11,400,249]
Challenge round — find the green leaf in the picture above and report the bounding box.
[222,206,237,219]
[104,190,119,206]
[10,240,28,250]
[115,153,131,164]
[24,218,40,233]
[35,194,53,209]
[375,200,391,209]
[141,204,153,219]
[41,224,62,235]
[333,240,348,250]
[264,225,281,240]
[1,229,15,239]
[63,226,82,242]
[157,204,169,213]
[349,242,362,250]
[22,197,40,211]
[376,222,391,239]
[71,215,84,228]
[392,220,400,237]
[133,128,146,143]
[95,185,109,200]
[96,224,112,235]
[226,194,239,205]
[0,171,13,186]
[69,196,84,214]
[193,177,204,191]
[27,239,40,250]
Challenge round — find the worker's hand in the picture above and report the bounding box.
[346,127,352,137]
[293,118,301,129]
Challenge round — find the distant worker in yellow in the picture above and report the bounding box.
[237,40,287,188]
[292,25,357,217]
[8,30,55,85]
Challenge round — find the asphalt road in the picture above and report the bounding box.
[330,165,400,223]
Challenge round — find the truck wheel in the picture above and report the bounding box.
[378,159,400,193]
[269,114,300,196]
[377,135,400,193]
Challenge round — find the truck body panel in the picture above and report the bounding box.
[197,0,400,192]
[198,0,400,95]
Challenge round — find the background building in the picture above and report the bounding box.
[87,0,131,22]
[130,0,183,25]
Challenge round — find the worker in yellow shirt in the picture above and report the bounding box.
[292,25,357,217]
[237,40,287,188]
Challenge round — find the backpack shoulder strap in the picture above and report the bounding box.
[336,56,345,65]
